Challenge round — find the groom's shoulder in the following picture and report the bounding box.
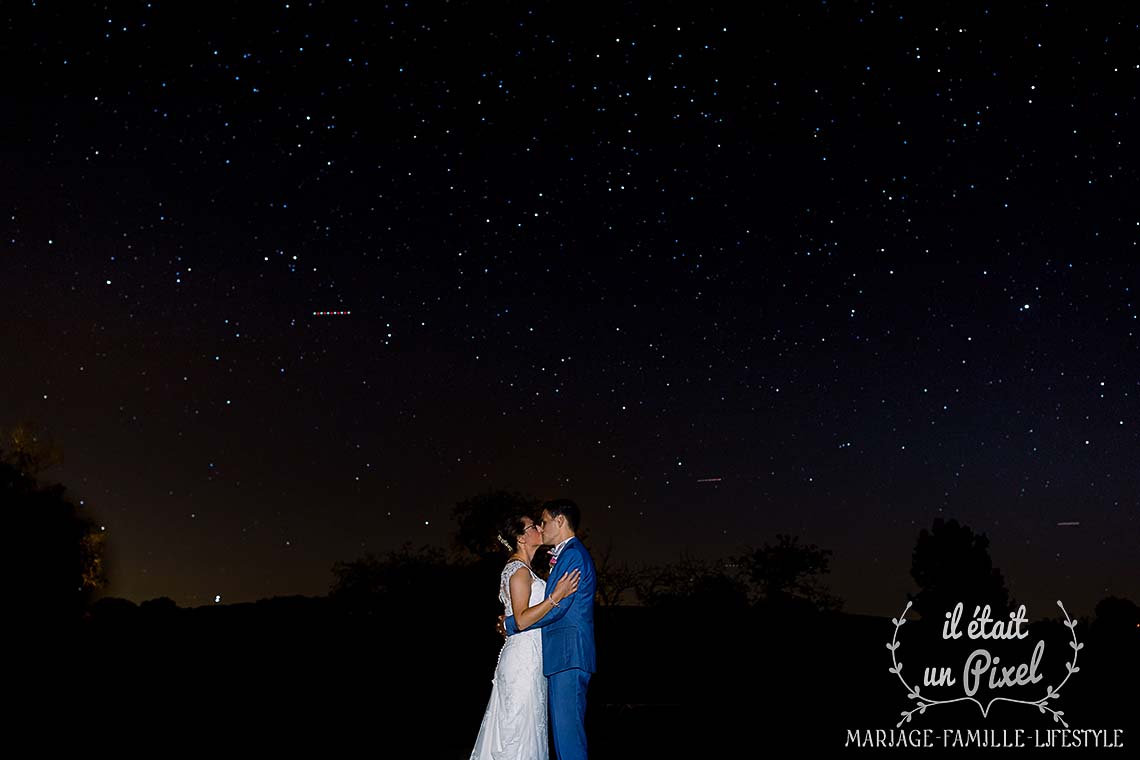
[568,537,594,560]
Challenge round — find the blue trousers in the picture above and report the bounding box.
[548,668,591,760]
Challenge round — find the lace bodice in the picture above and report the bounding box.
[498,560,546,617]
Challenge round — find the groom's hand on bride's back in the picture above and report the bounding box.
[496,614,508,639]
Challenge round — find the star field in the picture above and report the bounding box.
[3,2,1137,614]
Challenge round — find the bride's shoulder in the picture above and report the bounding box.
[502,560,541,584]
[501,559,527,576]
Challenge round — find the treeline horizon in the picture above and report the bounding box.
[87,488,1137,638]
[4,429,1136,632]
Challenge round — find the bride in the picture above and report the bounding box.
[470,514,580,760]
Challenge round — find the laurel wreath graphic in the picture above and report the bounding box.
[888,599,1082,728]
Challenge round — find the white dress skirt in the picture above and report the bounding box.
[470,560,548,760]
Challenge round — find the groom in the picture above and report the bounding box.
[503,499,596,760]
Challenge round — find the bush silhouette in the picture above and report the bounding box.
[910,518,1011,621]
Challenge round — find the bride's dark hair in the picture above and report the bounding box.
[495,514,528,552]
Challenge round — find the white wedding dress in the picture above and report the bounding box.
[470,560,549,760]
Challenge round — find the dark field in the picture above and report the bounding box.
[20,600,1135,757]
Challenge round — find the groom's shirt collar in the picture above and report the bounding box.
[551,536,575,558]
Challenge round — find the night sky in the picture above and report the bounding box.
[4,1,1137,616]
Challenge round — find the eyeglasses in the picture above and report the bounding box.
[523,524,540,534]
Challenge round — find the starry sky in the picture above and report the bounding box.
[3,1,1137,615]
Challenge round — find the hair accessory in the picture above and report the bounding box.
[496,533,513,551]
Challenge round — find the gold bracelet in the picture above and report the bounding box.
[550,598,560,607]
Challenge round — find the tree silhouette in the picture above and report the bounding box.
[4,422,63,476]
[3,426,106,624]
[334,488,845,615]
[139,596,180,617]
[89,596,139,623]
[329,543,473,616]
[909,518,1011,621]
[1092,596,1140,639]
[593,541,643,606]
[451,488,542,562]
[329,489,586,621]
[733,534,843,612]
[635,555,749,609]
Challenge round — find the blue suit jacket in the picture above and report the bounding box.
[505,537,596,676]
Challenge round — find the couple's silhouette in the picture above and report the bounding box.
[470,499,596,760]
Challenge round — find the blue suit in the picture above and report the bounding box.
[505,537,596,760]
